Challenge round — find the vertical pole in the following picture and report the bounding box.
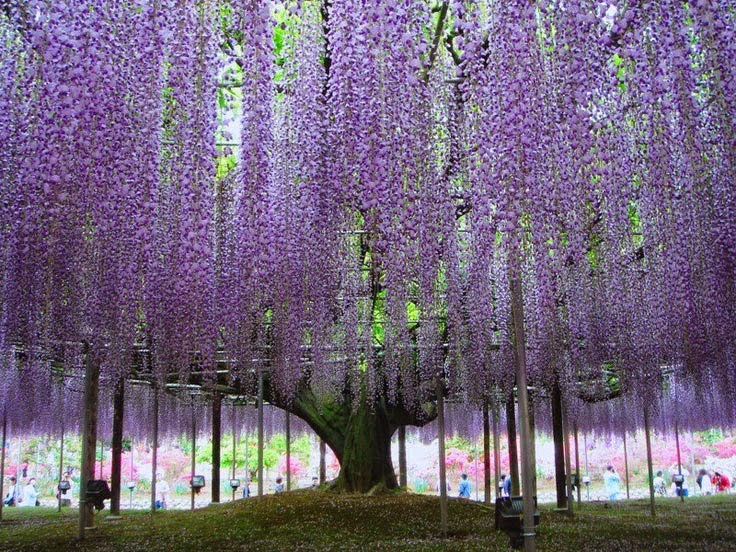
[244,429,249,489]
[398,426,407,488]
[110,378,124,516]
[79,344,100,539]
[584,431,590,501]
[510,273,536,552]
[58,386,65,512]
[0,407,7,521]
[436,377,448,538]
[643,404,656,516]
[474,444,479,501]
[492,399,501,500]
[622,430,630,500]
[232,403,237,501]
[551,380,566,509]
[319,439,326,485]
[98,440,103,479]
[191,401,196,511]
[129,445,134,509]
[285,410,291,492]
[506,393,520,495]
[675,420,684,502]
[483,402,491,504]
[573,421,581,504]
[151,385,159,513]
[528,394,537,497]
[212,391,221,504]
[689,429,696,491]
[257,371,264,497]
[562,402,573,515]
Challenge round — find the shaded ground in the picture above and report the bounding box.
[1,491,735,551]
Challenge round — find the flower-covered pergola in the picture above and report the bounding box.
[1,0,735,546]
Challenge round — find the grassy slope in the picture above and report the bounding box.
[1,491,736,551]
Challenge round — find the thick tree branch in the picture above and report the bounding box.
[421,1,449,83]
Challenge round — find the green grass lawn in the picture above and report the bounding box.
[1,491,735,551]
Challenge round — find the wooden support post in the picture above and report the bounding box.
[398,426,407,488]
[110,379,124,516]
[244,429,249,493]
[551,380,566,509]
[511,273,536,552]
[506,393,520,496]
[285,411,291,492]
[562,402,573,515]
[79,345,100,539]
[319,439,326,484]
[99,440,104,479]
[492,400,502,500]
[257,370,264,497]
[584,431,590,501]
[483,402,491,504]
[675,420,684,503]
[643,404,656,517]
[573,421,581,504]
[191,401,196,511]
[151,385,159,513]
[528,394,537,497]
[689,429,696,491]
[0,407,6,521]
[212,391,222,504]
[58,395,65,513]
[623,430,630,500]
[436,377,448,538]
[232,404,237,501]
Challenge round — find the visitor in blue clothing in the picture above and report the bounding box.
[458,473,471,498]
[603,465,621,501]
[503,474,512,497]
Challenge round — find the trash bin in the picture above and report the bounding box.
[86,480,111,511]
[495,496,540,550]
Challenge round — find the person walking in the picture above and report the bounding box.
[458,473,471,499]
[603,465,621,501]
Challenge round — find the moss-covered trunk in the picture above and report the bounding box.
[340,403,397,492]
[265,378,434,494]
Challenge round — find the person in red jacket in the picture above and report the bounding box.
[713,472,731,493]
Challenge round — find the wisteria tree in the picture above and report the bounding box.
[1,0,734,497]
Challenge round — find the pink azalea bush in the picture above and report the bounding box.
[278,455,306,478]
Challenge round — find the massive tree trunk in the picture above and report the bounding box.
[264,378,435,493]
[340,403,396,491]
